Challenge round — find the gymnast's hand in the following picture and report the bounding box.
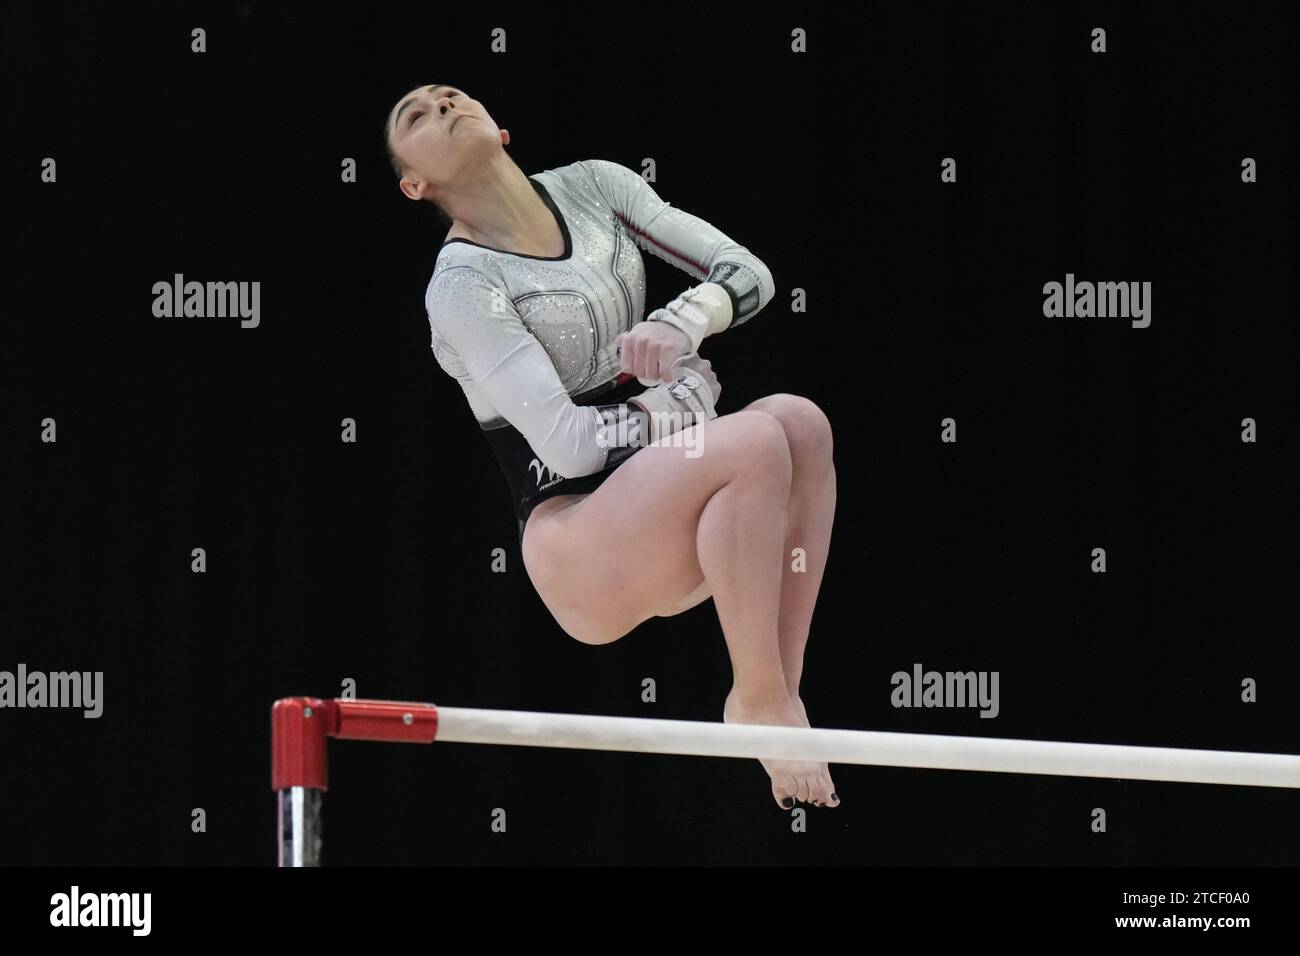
[614,319,693,386]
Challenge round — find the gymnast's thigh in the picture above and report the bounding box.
[521,415,767,636]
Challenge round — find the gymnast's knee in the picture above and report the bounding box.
[721,409,793,485]
[742,393,834,467]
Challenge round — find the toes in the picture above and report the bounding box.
[795,770,816,806]
[773,766,826,809]
[773,774,798,810]
[771,762,841,810]
[803,768,839,808]
[822,770,839,805]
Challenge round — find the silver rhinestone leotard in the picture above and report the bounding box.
[423,158,775,543]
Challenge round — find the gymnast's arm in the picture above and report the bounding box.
[427,266,663,479]
[582,158,777,352]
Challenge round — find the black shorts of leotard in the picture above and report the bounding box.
[480,375,649,549]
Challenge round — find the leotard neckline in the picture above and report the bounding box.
[438,176,573,262]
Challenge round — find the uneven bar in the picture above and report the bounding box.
[432,706,1300,789]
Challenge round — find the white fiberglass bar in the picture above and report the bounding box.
[433,707,1300,789]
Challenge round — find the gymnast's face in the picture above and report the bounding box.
[387,84,510,203]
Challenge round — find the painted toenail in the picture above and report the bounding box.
[781,797,794,809]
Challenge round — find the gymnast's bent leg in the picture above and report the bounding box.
[735,394,838,727]
[521,406,839,809]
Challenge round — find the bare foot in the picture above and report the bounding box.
[724,690,841,810]
[789,694,840,808]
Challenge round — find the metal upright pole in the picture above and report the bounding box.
[271,697,439,866]
[271,697,329,867]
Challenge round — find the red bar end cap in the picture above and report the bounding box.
[271,697,335,791]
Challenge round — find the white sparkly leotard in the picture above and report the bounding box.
[424,158,776,544]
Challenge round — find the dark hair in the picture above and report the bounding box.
[384,91,453,229]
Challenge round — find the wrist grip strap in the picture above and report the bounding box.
[629,365,717,444]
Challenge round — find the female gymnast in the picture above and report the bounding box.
[386,84,840,810]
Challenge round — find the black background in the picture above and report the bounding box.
[2,1,1296,867]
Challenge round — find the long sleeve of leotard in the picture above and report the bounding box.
[427,265,646,480]
[581,158,776,331]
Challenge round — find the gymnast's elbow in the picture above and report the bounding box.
[754,255,777,307]
[727,250,776,316]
